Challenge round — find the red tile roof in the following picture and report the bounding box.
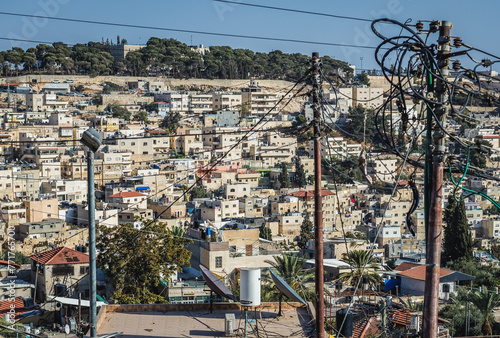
[394,262,421,272]
[352,317,380,338]
[31,247,89,265]
[397,265,453,281]
[391,309,419,326]
[0,297,35,319]
[289,189,335,197]
[109,191,146,198]
[0,260,20,268]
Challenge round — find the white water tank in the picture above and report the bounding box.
[240,268,261,307]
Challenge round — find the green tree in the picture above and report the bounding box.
[108,103,131,121]
[145,102,157,113]
[297,213,314,250]
[442,195,474,265]
[134,111,150,123]
[470,286,500,335]
[356,72,370,86]
[446,260,499,289]
[263,254,314,300]
[439,287,484,337]
[189,186,211,200]
[339,250,383,289]
[97,218,192,304]
[294,156,307,188]
[159,111,182,134]
[259,223,272,241]
[292,114,307,129]
[278,162,290,189]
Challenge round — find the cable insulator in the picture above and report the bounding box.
[482,59,493,68]
[416,21,424,31]
[452,60,461,71]
[429,20,439,33]
[453,37,462,47]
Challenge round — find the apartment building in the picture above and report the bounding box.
[241,82,280,116]
[199,199,241,224]
[211,92,242,111]
[23,198,59,223]
[189,94,213,115]
[352,86,384,109]
[26,93,68,112]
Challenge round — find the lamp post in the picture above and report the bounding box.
[80,128,102,338]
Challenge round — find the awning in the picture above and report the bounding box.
[136,186,150,191]
[49,296,106,307]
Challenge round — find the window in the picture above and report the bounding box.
[80,266,89,275]
[215,256,222,268]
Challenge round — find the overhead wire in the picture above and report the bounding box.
[0,11,381,49]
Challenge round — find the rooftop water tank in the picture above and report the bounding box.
[240,268,261,307]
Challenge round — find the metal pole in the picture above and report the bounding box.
[87,150,97,338]
[422,20,452,338]
[210,290,213,314]
[312,52,325,338]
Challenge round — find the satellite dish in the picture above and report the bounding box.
[64,324,70,334]
[269,268,306,305]
[199,265,237,301]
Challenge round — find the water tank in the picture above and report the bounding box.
[336,309,353,338]
[225,313,236,336]
[54,284,67,297]
[240,268,261,307]
[410,314,420,332]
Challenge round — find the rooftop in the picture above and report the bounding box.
[98,306,310,337]
[30,247,89,265]
[289,189,335,198]
[109,191,147,198]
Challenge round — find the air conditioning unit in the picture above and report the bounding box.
[225,313,236,336]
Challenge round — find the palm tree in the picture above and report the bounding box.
[470,286,500,335]
[338,250,382,289]
[263,254,314,301]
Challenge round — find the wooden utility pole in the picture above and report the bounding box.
[311,52,325,338]
[422,20,452,338]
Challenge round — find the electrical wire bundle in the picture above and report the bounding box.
[371,18,500,202]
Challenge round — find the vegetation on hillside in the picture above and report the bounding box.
[0,38,353,81]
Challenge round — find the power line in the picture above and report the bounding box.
[0,36,74,46]
[0,11,380,50]
[212,0,372,23]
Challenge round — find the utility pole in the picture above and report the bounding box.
[422,20,452,338]
[311,52,325,338]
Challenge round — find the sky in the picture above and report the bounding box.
[1,0,499,71]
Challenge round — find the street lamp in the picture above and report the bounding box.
[80,128,102,338]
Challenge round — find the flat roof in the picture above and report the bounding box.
[98,309,310,337]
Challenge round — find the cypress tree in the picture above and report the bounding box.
[278,162,291,189]
[443,195,474,265]
[298,213,314,250]
[295,156,307,188]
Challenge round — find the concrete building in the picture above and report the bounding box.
[353,86,384,109]
[241,82,280,116]
[26,93,68,112]
[16,219,65,241]
[23,198,59,223]
[30,247,89,302]
[211,92,242,111]
[110,44,145,61]
[482,218,500,239]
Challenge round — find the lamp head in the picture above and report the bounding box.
[80,128,102,153]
